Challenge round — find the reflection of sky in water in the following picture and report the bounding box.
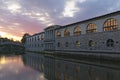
[0,56,45,80]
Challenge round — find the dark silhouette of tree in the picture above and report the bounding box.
[21,33,30,44]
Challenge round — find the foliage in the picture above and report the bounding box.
[21,33,30,44]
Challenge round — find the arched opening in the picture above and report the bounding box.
[76,41,80,47]
[74,26,81,36]
[89,40,95,47]
[103,18,118,31]
[64,28,70,37]
[86,23,97,33]
[106,39,114,47]
[56,31,61,37]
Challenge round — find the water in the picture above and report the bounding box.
[0,55,45,80]
[1,53,120,80]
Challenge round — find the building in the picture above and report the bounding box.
[25,32,45,52]
[25,11,120,52]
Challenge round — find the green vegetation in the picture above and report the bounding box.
[0,37,25,55]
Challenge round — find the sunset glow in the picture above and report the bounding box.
[0,31,21,41]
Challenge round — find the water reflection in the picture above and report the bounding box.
[0,55,45,80]
[24,52,120,80]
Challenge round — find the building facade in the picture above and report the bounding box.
[44,25,61,51]
[55,11,120,52]
[25,32,44,52]
[25,11,120,52]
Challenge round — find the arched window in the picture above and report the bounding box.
[106,39,114,47]
[74,26,81,36]
[64,28,70,37]
[56,31,61,37]
[103,18,118,31]
[65,42,69,47]
[89,40,95,47]
[76,41,80,47]
[86,23,97,33]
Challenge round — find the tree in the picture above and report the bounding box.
[21,33,30,44]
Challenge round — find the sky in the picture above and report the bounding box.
[0,0,120,41]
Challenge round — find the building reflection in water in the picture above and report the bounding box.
[0,55,45,80]
[23,52,120,80]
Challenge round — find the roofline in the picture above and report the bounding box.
[56,11,120,30]
[33,32,44,36]
[27,32,45,38]
[44,25,61,30]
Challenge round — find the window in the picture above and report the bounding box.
[76,41,80,47]
[103,18,118,31]
[86,23,97,33]
[38,36,39,41]
[74,26,81,36]
[89,40,95,47]
[106,39,114,47]
[56,31,61,37]
[41,35,44,40]
[65,42,69,47]
[57,42,60,47]
[64,28,70,37]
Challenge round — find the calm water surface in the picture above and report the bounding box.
[0,55,45,80]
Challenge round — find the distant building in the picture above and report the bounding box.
[25,32,45,52]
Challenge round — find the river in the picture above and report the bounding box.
[1,53,120,80]
[0,55,45,80]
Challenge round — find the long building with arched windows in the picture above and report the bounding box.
[25,11,120,53]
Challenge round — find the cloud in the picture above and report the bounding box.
[62,0,80,17]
